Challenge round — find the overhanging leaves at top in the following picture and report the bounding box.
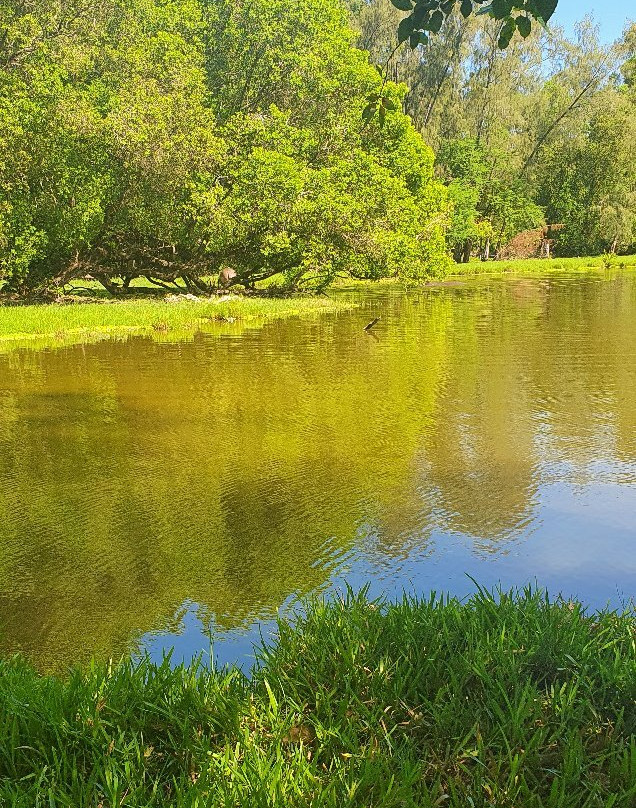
[374,0,559,127]
[397,0,559,50]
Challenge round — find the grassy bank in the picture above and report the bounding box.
[0,294,354,351]
[1,258,632,351]
[450,255,636,277]
[1,589,634,806]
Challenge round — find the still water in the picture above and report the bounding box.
[0,271,635,671]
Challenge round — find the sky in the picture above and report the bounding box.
[552,0,633,42]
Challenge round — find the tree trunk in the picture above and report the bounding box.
[462,239,472,263]
[95,274,122,296]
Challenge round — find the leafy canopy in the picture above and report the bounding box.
[0,0,452,298]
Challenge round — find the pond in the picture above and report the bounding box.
[0,270,635,672]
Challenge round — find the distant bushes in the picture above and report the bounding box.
[1,588,635,805]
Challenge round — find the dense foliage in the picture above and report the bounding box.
[1,0,633,297]
[1,589,634,805]
[0,0,451,298]
[353,2,636,260]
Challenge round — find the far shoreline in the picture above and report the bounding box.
[1,256,634,352]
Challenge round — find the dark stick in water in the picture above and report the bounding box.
[364,317,380,331]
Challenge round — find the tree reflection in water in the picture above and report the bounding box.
[0,270,634,670]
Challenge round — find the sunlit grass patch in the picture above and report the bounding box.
[0,294,355,352]
[1,588,634,806]
[451,255,636,276]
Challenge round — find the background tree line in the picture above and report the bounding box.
[0,0,634,299]
[351,0,636,261]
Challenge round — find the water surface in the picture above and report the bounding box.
[1,271,635,671]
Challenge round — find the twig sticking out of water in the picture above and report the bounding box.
[364,317,380,331]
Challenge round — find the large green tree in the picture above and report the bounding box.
[536,88,636,255]
[200,0,451,290]
[0,0,453,299]
[0,0,220,296]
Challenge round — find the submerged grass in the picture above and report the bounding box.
[450,255,636,277]
[0,295,354,351]
[1,588,635,806]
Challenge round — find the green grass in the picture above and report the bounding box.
[450,255,636,277]
[0,294,354,351]
[1,588,634,806]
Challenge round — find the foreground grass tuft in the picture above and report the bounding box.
[1,589,635,806]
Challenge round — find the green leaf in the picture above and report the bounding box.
[516,16,531,38]
[412,5,431,27]
[390,0,414,10]
[427,9,444,33]
[362,103,378,122]
[397,16,416,43]
[491,0,513,20]
[532,0,558,23]
[460,0,473,18]
[497,18,515,48]
[381,96,398,110]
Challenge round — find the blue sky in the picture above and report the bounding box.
[552,0,633,42]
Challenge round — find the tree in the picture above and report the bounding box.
[437,137,544,260]
[436,139,488,260]
[0,0,452,299]
[536,89,636,255]
[0,0,221,297]
[620,23,636,89]
[352,1,636,260]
